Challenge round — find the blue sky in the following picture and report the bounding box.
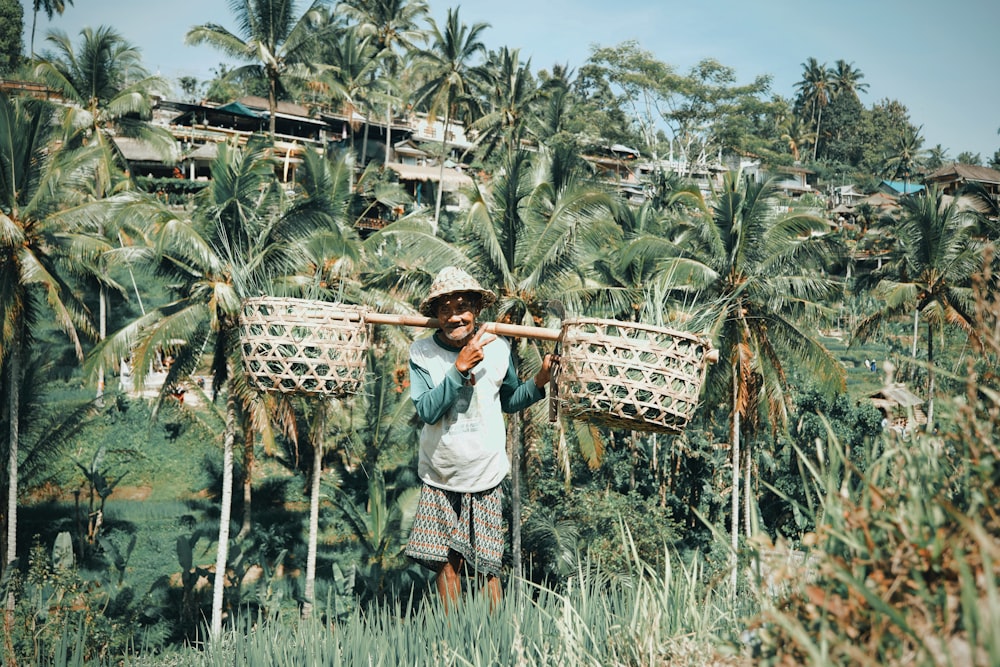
[20,0,1000,160]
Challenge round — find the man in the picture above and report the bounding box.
[404,266,556,610]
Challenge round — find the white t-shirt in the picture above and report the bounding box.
[410,335,513,492]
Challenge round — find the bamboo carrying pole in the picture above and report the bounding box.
[364,311,719,361]
[361,312,564,342]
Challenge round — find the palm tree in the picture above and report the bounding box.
[962,182,1000,238]
[186,0,332,138]
[339,0,429,166]
[26,0,73,58]
[33,26,173,157]
[1,94,101,612]
[412,7,488,228]
[881,125,926,194]
[794,58,834,161]
[33,25,173,400]
[341,0,427,55]
[926,144,949,171]
[95,136,371,633]
[854,188,983,428]
[313,27,381,168]
[260,147,384,620]
[592,188,707,329]
[90,136,308,639]
[531,63,574,146]
[660,172,844,587]
[779,115,817,162]
[470,47,544,161]
[830,59,868,100]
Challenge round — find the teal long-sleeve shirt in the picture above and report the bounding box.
[409,338,545,425]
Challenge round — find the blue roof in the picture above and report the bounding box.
[216,101,262,118]
[881,180,924,195]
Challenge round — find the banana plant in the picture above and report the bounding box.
[332,469,420,602]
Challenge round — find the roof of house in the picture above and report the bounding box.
[870,383,923,408]
[237,96,316,119]
[184,143,220,160]
[776,165,815,174]
[216,101,261,118]
[924,163,1000,185]
[609,144,641,158]
[834,184,865,196]
[880,180,925,195]
[393,139,430,157]
[858,192,899,208]
[114,137,180,163]
[386,162,473,191]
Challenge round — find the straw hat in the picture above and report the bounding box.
[418,266,497,316]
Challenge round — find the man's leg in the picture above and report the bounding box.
[436,550,464,613]
[484,574,501,610]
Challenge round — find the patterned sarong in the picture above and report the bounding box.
[405,484,505,578]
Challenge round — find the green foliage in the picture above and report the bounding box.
[752,428,1000,665]
[817,91,866,165]
[3,536,141,665]
[6,9,1000,662]
[63,394,219,497]
[526,438,687,575]
[856,98,921,177]
[329,467,423,606]
[97,539,739,667]
[0,0,23,73]
[133,176,210,207]
[747,275,1000,665]
[956,151,982,166]
[758,388,883,542]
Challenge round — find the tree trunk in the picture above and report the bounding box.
[744,447,752,538]
[629,433,637,491]
[97,285,106,404]
[912,309,920,359]
[730,365,740,595]
[508,410,522,583]
[238,429,255,541]
[210,387,237,640]
[268,74,278,139]
[812,104,823,161]
[5,344,21,619]
[29,10,38,58]
[302,403,325,620]
[433,109,451,231]
[384,104,392,168]
[361,113,370,168]
[926,320,935,429]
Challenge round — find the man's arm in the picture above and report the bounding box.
[499,356,545,413]
[409,359,468,424]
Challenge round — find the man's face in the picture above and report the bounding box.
[435,293,480,344]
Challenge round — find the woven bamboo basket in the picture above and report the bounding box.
[239,297,370,397]
[556,317,712,434]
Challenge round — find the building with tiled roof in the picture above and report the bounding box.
[923,163,1000,198]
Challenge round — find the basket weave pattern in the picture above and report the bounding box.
[239,297,369,397]
[558,318,711,434]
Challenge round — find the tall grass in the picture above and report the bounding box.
[750,256,1000,666]
[117,539,742,667]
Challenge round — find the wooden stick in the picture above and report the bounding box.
[362,311,563,342]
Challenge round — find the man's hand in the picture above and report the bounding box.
[455,327,497,374]
[534,353,560,389]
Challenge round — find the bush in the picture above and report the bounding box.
[750,258,1000,666]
